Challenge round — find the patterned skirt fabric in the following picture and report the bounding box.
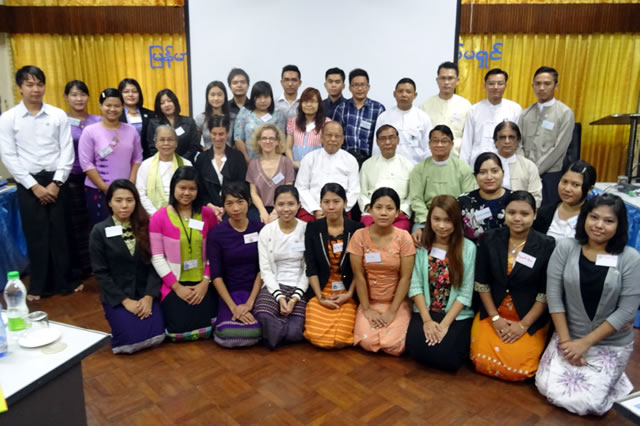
[103,300,165,354]
[353,299,411,356]
[66,173,92,280]
[535,333,634,416]
[84,186,109,226]
[254,285,307,349]
[470,296,548,381]
[304,286,356,348]
[214,289,262,348]
[161,281,216,341]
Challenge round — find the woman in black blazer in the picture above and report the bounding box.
[303,183,364,348]
[118,78,156,159]
[469,191,555,381]
[147,88,200,162]
[89,179,165,354]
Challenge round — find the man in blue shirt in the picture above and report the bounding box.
[332,68,385,166]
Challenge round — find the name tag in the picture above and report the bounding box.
[290,242,305,252]
[188,218,204,231]
[98,145,114,158]
[332,281,345,291]
[596,254,618,267]
[567,216,578,227]
[365,252,382,263]
[332,242,343,253]
[175,126,185,136]
[129,115,143,124]
[272,172,284,184]
[360,120,372,130]
[541,120,555,131]
[515,251,536,269]
[183,259,198,270]
[105,225,123,238]
[244,232,259,244]
[261,113,272,122]
[306,122,316,132]
[429,247,447,260]
[451,113,462,123]
[474,207,492,221]
[68,117,81,127]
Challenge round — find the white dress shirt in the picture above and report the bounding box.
[136,156,192,215]
[460,98,522,167]
[373,106,432,164]
[295,148,360,213]
[0,101,74,188]
[275,94,299,121]
[359,153,414,216]
[419,94,472,156]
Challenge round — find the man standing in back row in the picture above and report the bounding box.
[519,66,575,207]
[322,67,346,119]
[275,64,302,120]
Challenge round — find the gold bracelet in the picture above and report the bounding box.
[519,323,526,331]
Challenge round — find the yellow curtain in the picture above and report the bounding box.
[461,1,639,4]
[6,0,183,5]
[11,33,189,115]
[457,33,640,182]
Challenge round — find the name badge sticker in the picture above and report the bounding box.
[261,113,272,122]
[291,242,305,252]
[105,225,123,238]
[244,232,259,244]
[596,254,618,268]
[175,126,185,136]
[272,172,285,184]
[568,216,578,227]
[183,259,198,270]
[515,251,536,269]
[188,218,204,231]
[67,117,81,127]
[332,242,343,253]
[541,120,555,131]
[429,247,447,260]
[360,120,372,130]
[98,145,114,158]
[474,207,492,222]
[332,281,345,291]
[365,252,382,263]
[306,122,316,132]
[129,115,143,124]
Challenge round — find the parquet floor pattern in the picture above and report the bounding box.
[26,276,639,425]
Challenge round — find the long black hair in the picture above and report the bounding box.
[169,166,204,214]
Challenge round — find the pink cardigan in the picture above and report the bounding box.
[149,205,218,300]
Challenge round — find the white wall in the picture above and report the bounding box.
[187,0,458,116]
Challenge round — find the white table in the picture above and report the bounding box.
[0,319,109,425]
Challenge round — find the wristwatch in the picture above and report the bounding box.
[491,315,500,323]
[53,180,63,187]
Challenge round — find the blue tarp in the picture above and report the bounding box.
[0,187,28,291]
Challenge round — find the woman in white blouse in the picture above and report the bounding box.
[136,125,192,216]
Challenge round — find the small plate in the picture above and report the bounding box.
[18,328,61,348]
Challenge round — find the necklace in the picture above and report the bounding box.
[509,239,526,255]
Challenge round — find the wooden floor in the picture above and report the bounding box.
[24,276,639,425]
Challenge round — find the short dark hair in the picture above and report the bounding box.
[320,183,347,203]
[395,77,416,91]
[370,187,400,211]
[99,88,124,105]
[429,124,454,140]
[117,78,144,109]
[64,80,89,96]
[169,166,204,214]
[281,64,301,79]
[325,67,345,82]
[484,68,508,83]
[274,185,299,204]
[16,65,45,86]
[437,61,459,76]
[376,124,399,138]
[227,68,250,86]
[534,66,558,84]
[247,81,275,114]
[505,190,537,214]
[154,88,181,118]
[207,115,230,133]
[575,194,628,254]
[222,180,251,204]
[493,121,522,142]
[474,152,503,175]
[349,68,369,84]
[561,160,597,202]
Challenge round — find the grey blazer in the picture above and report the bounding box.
[546,238,640,346]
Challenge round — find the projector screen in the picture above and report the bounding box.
[187,0,460,117]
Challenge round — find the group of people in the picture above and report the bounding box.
[0,63,638,418]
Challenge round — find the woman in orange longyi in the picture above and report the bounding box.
[470,190,555,380]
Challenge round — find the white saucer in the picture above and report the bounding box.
[18,328,61,348]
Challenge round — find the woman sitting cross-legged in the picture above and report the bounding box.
[90,179,165,354]
[405,194,476,371]
[253,185,308,349]
[348,187,416,356]
[149,166,219,341]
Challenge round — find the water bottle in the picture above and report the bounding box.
[0,313,8,358]
[4,271,29,341]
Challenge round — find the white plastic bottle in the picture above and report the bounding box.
[3,271,29,342]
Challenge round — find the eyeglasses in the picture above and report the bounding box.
[429,138,452,145]
[497,135,518,141]
[260,136,277,142]
[351,83,369,89]
[378,135,398,142]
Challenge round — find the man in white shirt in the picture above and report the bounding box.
[420,61,472,157]
[519,66,575,207]
[0,66,75,300]
[275,64,301,120]
[359,125,414,230]
[295,121,360,221]
[373,78,432,164]
[460,68,522,167]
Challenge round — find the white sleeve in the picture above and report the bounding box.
[54,111,75,183]
[136,160,156,216]
[295,154,319,214]
[293,222,309,299]
[346,155,361,212]
[0,112,37,189]
[459,108,474,166]
[258,225,284,300]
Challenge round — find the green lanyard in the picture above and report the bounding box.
[178,216,193,254]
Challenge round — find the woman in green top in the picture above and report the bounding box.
[406,194,477,371]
